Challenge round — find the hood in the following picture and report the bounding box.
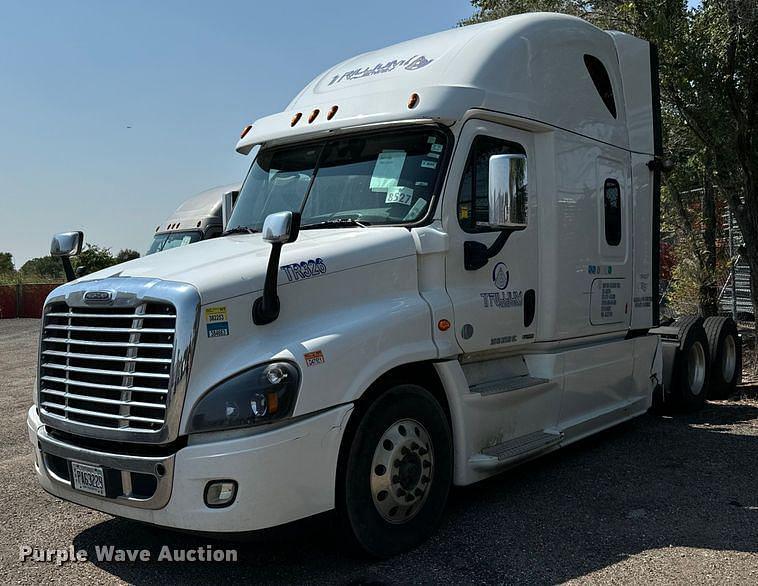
[77,227,417,304]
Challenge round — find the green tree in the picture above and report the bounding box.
[74,244,117,275]
[0,252,14,274]
[20,256,65,281]
[462,0,758,324]
[115,248,140,264]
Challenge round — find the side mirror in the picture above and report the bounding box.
[488,154,528,229]
[253,211,301,325]
[221,190,240,231]
[262,211,299,244]
[50,231,84,257]
[50,231,84,282]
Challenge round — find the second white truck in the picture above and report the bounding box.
[146,184,240,255]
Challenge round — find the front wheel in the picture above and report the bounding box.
[338,384,452,557]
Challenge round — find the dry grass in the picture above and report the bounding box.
[740,343,758,388]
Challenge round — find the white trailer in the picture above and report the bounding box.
[146,184,241,255]
[30,13,741,557]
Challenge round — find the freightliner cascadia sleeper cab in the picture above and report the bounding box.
[146,184,241,256]
[29,13,742,556]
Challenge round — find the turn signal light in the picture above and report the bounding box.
[437,319,451,332]
[240,124,252,139]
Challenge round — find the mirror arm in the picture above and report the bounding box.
[60,257,76,282]
[464,230,513,271]
[252,211,300,326]
[253,242,284,326]
[253,242,283,325]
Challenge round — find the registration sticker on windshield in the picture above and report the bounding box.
[370,150,406,192]
[205,306,229,338]
[385,186,413,206]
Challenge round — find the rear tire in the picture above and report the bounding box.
[669,316,710,412]
[338,384,452,558]
[703,316,741,399]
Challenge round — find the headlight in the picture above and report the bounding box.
[188,362,300,433]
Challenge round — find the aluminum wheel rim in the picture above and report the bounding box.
[722,335,737,382]
[687,341,706,396]
[370,418,434,524]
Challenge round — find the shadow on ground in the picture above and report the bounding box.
[74,390,758,585]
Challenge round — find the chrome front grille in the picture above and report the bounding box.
[39,302,177,432]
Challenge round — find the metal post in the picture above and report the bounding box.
[729,207,737,320]
[15,283,21,319]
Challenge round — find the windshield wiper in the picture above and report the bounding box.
[301,218,370,230]
[223,226,259,236]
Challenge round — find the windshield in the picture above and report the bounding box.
[147,230,202,255]
[227,127,448,232]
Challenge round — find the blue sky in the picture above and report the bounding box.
[0,1,473,267]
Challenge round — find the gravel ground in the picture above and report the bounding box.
[1,318,757,585]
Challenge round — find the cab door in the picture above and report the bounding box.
[443,120,538,354]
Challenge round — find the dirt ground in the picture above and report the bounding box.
[1,318,757,585]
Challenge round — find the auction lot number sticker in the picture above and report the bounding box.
[205,306,229,338]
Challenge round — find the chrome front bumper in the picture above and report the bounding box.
[29,403,356,532]
[32,414,175,510]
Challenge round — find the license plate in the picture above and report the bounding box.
[71,461,106,496]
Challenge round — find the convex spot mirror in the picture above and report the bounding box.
[262,211,300,244]
[488,154,528,229]
[50,231,84,257]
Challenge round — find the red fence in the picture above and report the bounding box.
[0,284,60,319]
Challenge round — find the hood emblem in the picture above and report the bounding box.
[84,290,114,303]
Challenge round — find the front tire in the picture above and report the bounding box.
[338,384,452,557]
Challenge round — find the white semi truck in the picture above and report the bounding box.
[146,184,241,255]
[30,13,741,557]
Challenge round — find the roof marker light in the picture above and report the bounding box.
[408,93,420,109]
[327,105,339,120]
[308,109,320,124]
[291,112,302,127]
[240,124,252,139]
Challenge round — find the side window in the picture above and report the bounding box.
[604,178,622,246]
[457,136,526,232]
[584,54,617,119]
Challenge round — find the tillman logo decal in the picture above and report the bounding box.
[481,262,523,310]
[328,55,434,86]
[493,262,510,290]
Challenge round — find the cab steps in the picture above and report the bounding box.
[470,376,549,396]
[468,429,563,470]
